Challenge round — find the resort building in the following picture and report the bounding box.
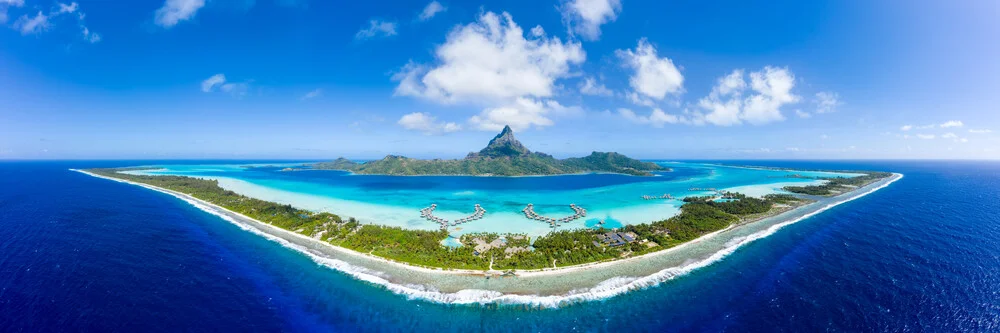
[594,231,638,247]
[472,237,508,256]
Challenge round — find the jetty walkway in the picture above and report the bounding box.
[689,187,725,192]
[453,204,486,226]
[522,203,587,229]
[641,193,674,200]
[420,203,487,229]
[688,187,728,196]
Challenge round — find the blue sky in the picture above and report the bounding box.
[1,0,998,160]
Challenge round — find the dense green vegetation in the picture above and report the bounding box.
[316,152,664,177]
[562,152,664,174]
[311,158,358,170]
[85,167,888,271]
[459,233,531,248]
[312,126,665,176]
[87,169,344,235]
[684,192,772,215]
[784,171,893,195]
[763,193,800,204]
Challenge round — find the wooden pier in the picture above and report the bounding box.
[688,187,718,191]
[419,204,449,229]
[420,203,486,229]
[641,193,674,200]
[522,203,587,229]
[688,187,725,195]
[451,204,486,226]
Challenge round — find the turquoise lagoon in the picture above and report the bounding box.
[125,162,858,241]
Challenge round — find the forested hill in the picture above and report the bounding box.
[312,126,667,176]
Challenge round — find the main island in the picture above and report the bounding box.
[313,125,667,176]
[75,126,900,305]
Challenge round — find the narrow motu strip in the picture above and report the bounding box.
[72,169,901,307]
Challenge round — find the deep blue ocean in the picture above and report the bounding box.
[2,160,998,332]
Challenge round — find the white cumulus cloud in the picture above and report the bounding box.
[530,25,544,37]
[579,77,612,96]
[394,11,584,103]
[616,38,684,103]
[900,125,913,131]
[57,2,78,14]
[689,67,799,126]
[355,19,397,40]
[155,0,205,28]
[469,98,562,132]
[742,67,799,124]
[418,1,446,21]
[969,129,992,134]
[393,11,585,131]
[398,112,461,134]
[559,0,621,41]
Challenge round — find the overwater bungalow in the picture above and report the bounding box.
[523,203,588,227]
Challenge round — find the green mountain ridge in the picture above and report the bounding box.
[313,125,667,176]
[472,125,531,158]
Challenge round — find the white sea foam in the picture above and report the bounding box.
[73,169,901,308]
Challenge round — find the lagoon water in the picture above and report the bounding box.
[2,160,999,331]
[125,162,853,240]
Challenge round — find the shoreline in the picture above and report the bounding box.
[72,168,902,306]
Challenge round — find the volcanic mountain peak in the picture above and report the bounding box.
[476,125,530,158]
